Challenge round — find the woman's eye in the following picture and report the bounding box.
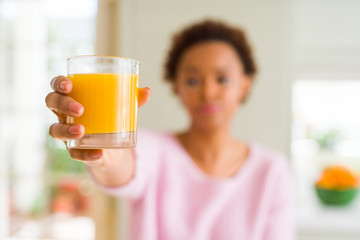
[186,78,200,87]
[218,77,230,85]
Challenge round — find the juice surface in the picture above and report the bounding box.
[67,73,138,134]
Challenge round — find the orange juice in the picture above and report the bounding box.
[67,73,138,134]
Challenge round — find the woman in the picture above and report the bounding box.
[45,20,295,240]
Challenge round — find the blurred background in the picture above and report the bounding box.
[0,0,360,239]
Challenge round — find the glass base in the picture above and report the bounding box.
[67,131,137,149]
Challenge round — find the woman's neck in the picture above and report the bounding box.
[177,126,248,177]
[184,126,231,152]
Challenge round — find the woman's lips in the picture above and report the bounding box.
[197,104,220,114]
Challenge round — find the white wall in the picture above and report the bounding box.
[293,0,360,79]
[118,0,292,155]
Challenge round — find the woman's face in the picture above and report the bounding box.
[174,41,252,131]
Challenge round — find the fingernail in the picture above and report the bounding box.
[68,125,82,135]
[60,81,68,91]
[68,101,84,115]
[90,151,102,159]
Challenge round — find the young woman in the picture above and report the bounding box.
[45,20,295,240]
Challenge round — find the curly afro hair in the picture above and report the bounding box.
[164,19,257,83]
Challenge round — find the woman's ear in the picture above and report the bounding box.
[239,75,252,103]
[172,79,179,95]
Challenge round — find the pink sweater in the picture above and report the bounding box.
[89,130,295,240]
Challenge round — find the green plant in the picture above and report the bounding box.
[311,129,340,150]
[46,135,85,174]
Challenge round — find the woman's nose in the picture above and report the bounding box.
[200,79,218,101]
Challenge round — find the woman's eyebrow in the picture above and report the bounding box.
[215,66,231,74]
[180,66,199,73]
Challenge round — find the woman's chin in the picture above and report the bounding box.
[192,117,227,131]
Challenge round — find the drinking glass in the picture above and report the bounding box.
[66,55,139,149]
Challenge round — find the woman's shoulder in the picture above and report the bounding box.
[137,128,176,148]
[249,142,286,159]
[135,129,183,162]
[138,128,172,139]
[248,142,291,172]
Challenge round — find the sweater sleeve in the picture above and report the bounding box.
[87,129,162,200]
[263,156,297,240]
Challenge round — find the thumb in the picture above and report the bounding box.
[138,87,151,108]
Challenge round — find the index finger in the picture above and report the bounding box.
[50,75,73,94]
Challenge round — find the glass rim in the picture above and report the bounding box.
[67,55,139,64]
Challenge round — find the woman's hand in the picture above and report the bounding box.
[45,75,151,167]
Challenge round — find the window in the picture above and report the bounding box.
[292,79,360,202]
[292,0,360,237]
[0,0,98,238]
